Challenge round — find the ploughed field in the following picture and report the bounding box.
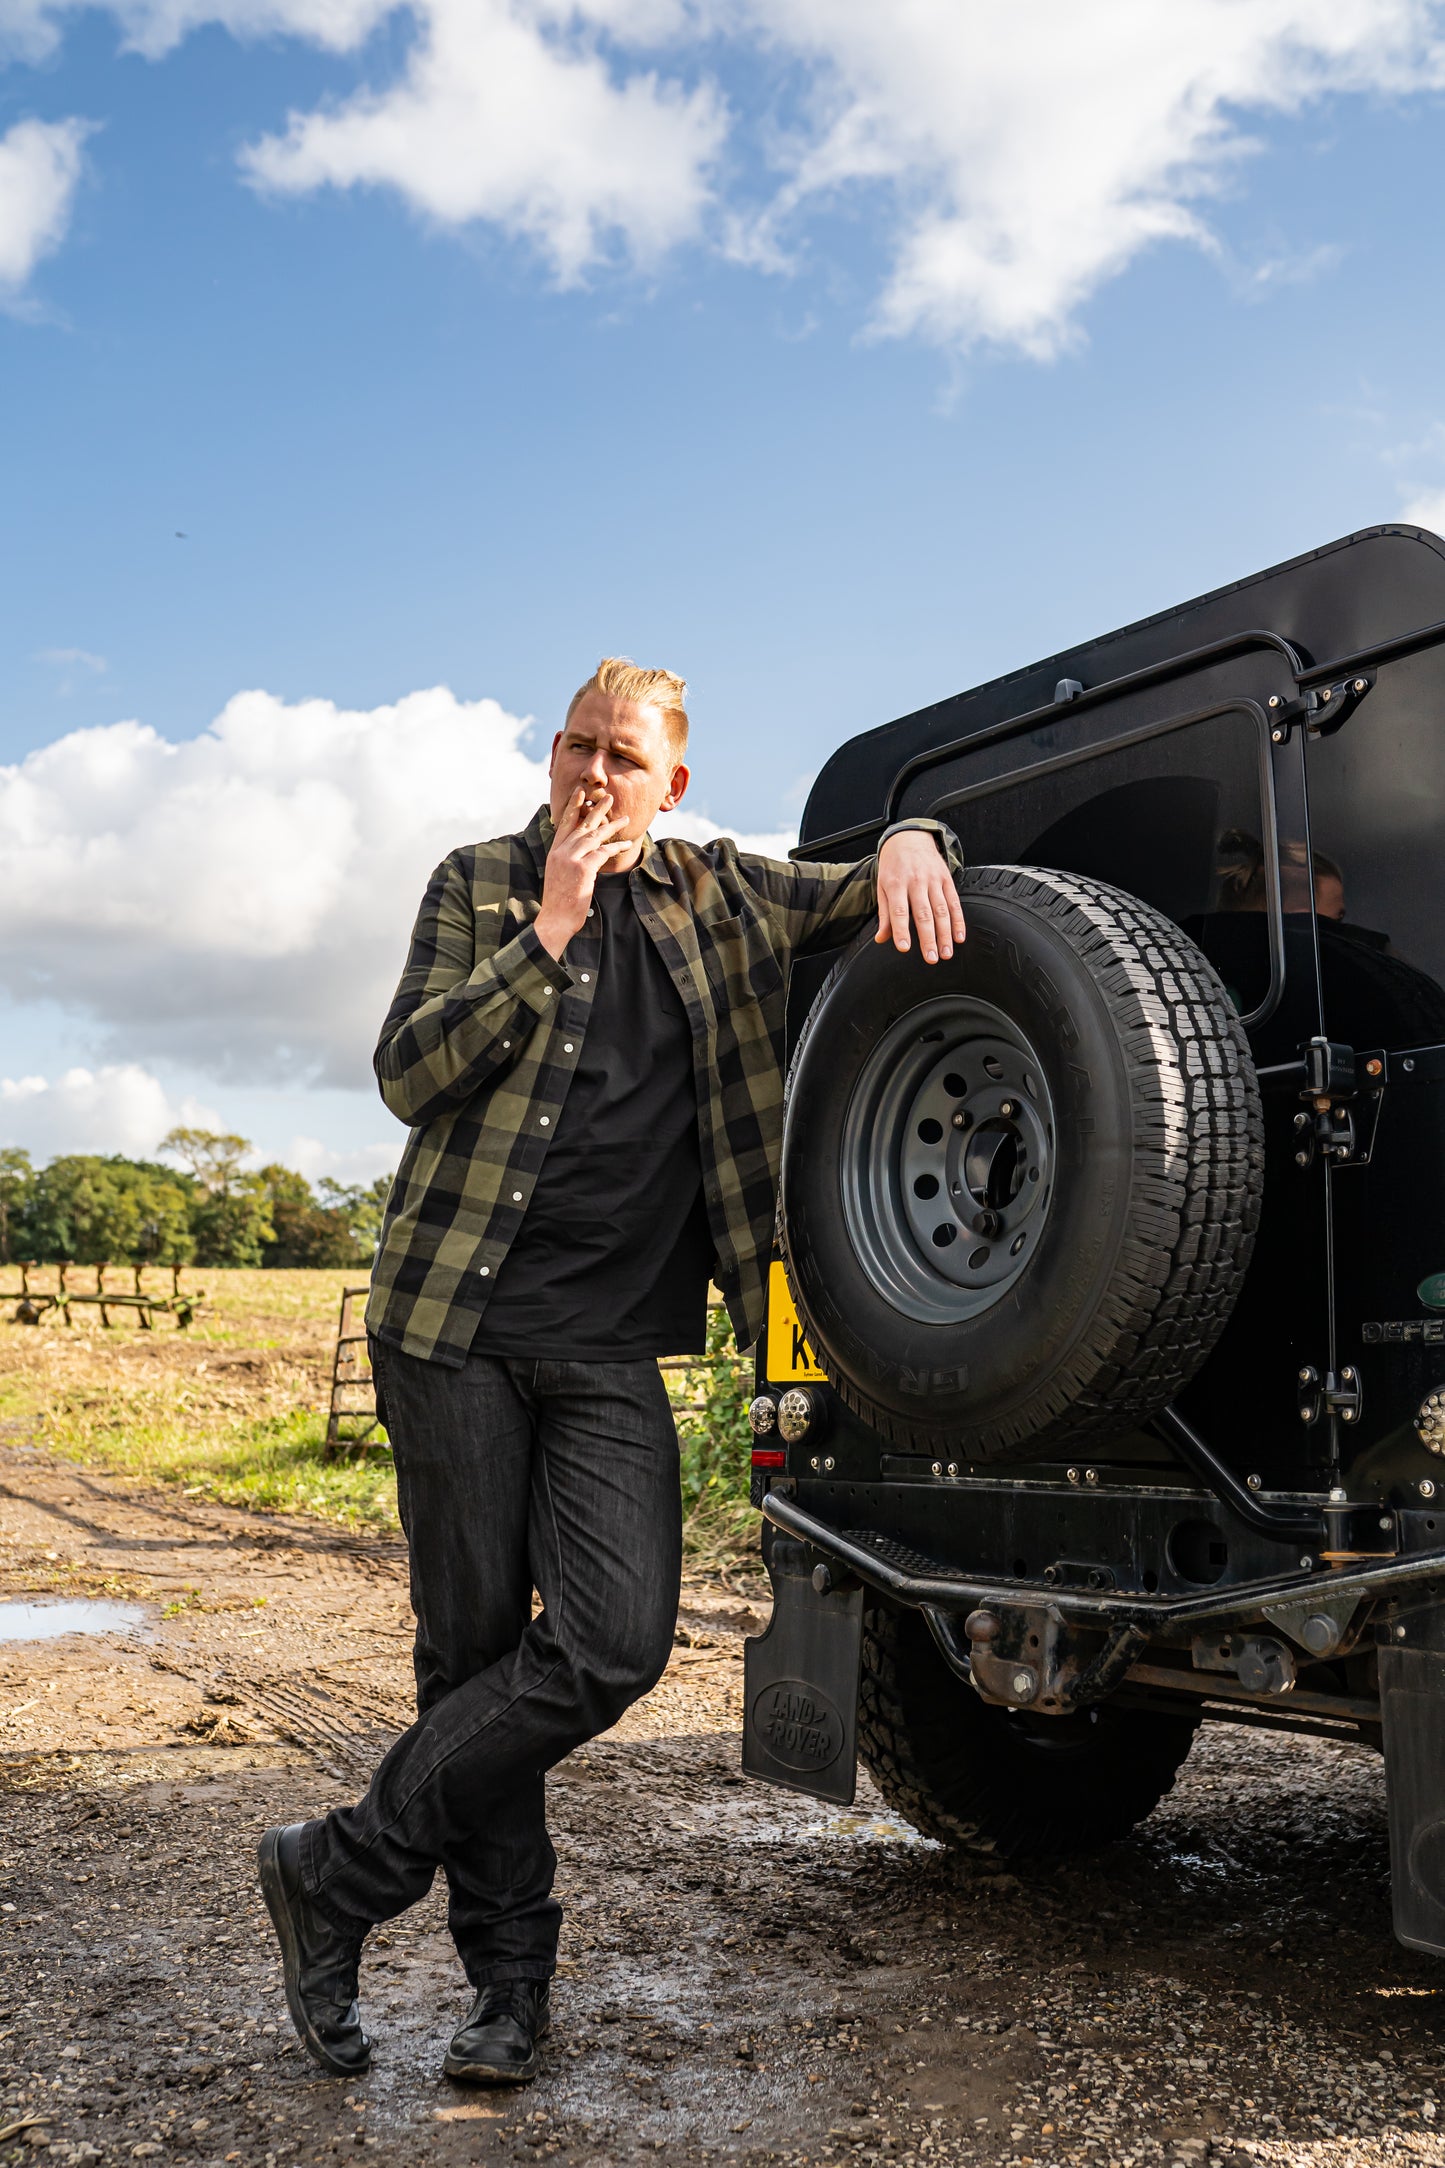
[1,1300,1443,2167]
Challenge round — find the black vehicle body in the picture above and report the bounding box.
[741,525,1445,1955]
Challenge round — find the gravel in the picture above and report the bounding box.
[3,1432,1444,2168]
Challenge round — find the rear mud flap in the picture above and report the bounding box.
[742,1536,863,1805]
[1381,1643,1445,1957]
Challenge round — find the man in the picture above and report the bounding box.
[258,658,965,2086]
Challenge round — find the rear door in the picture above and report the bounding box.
[1304,643,1445,1471]
[893,658,1328,1485]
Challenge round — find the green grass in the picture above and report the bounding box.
[0,1266,761,1568]
[0,1383,402,1532]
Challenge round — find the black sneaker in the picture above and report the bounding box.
[443,1981,551,2085]
[257,1823,371,2078]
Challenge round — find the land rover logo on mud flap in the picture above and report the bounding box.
[752,1678,844,1772]
[1419,1273,1445,1314]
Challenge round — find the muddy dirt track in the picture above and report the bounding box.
[3,1426,1445,2168]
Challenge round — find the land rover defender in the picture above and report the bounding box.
[741,524,1445,1961]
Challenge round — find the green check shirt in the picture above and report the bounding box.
[367,806,960,1365]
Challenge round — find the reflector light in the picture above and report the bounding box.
[777,1387,817,1443]
[750,1448,786,1469]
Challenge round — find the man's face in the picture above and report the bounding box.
[548,691,689,842]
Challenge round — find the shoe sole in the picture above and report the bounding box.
[442,2013,550,2087]
[257,1827,371,2081]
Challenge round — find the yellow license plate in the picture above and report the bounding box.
[766,1261,826,1382]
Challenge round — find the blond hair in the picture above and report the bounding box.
[566,656,689,756]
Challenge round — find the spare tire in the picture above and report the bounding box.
[778,864,1263,1462]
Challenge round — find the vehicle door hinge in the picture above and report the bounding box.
[1306,671,1374,737]
[1291,1038,1383,1167]
[1265,673,1374,742]
[1297,1362,1363,1428]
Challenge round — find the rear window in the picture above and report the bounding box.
[931,705,1277,1020]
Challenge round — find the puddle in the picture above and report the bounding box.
[684,1784,936,1849]
[0,1598,147,1644]
[816,1808,931,1845]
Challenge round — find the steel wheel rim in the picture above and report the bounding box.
[840,994,1056,1326]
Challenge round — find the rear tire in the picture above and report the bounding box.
[780,863,1264,1461]
[858,1599,1199,1857]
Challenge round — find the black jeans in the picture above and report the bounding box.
[301,1339,681,1987]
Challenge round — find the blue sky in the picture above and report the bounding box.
[4,0,1445,1179]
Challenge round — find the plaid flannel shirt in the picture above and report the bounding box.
[367,805,961,1365]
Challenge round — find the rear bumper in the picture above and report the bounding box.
[761,1486,1445,1631]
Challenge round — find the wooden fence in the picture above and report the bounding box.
[1,1261,200,1331]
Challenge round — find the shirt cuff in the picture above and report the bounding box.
[877,817,965,872]
[489,922,575,1013]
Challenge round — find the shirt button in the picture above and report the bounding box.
[580,973,591,984]
[540,1116,550,1126]
[564,1041,575,1053]
[512,1191,523,1202]
[479,1266,490,1278]
[502,1039,511,1049]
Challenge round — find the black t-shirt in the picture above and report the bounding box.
[472,871,714,1360]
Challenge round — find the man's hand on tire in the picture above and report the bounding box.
[534,786,632,959]
[875,831,968,963]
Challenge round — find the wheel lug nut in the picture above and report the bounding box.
[972,1209,1001,1237]
[951,1110,970,1130]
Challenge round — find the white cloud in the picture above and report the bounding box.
[0,1063,219,1159]
[732,0,1445,358]
[8,0,1445,347]
[0,0,67,63]
[35,647,107,672]
[241,0,725,281]
[0,115,91,300]
[0,0,389,62]
[0,687,799,1104]
[35,646,109,697]
[1400,487,1445,539]
[656,807,796,861]
[0,685,801,1110]
[0,687,554,1090]
[285,1134,398,1187]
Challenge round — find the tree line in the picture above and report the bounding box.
[0,1127,392,1270]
